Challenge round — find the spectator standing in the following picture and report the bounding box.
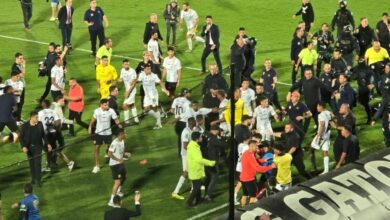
[143,13,163,48]
[84,0,109,56]
[20,0,32,31]
[200,16,223,74]
[163,0,180,47]
[58,0,74,48]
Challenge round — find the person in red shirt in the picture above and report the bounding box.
[64,78,89,136]
[240,140,275,206]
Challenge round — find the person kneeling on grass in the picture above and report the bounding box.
[273,144,293,191]
[240,140,275,207]
[107,128,131,207]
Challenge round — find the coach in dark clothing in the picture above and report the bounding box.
[84,0,108,56]
[354,18,378,56]
[20,111,49,186]
[230,37,246,87]
[58,0,74,47]
[376,13,390,52]
[203,85,220,131]
[20,0,32,30]
[104,195,141,220]
[336,73,355,109]
[336,125,359,169]
[143,14,163,47]
[294,0,314,32]
[202,65,228,95]
[291,27,306,84]
[201,16,223,74]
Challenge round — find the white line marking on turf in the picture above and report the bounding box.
[186,203,228,220]
[0,34,294,86]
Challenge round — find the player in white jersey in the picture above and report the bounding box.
[311,102,332,174]
[253,97,279,141]
[172,117,196,200]
[147,32,163,65]
[234,134,251,205]
[240,79,256,116]
[179,2,205,52]
[137,64,169,129]
[107,129,131,207]
[88,99,121,174]
[50,56,66,100]
[6,71,24,122]
[39,99,74,172]
[118,59,139,125]
[171,88,191,157]
[162,47,182,100]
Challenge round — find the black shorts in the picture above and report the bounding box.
[111,164,126,180]
[235,171,241,181]
[0,120,18,132]
[165,81,177,94]
[51,90,62,101]
[242,180,258,197]
[139,85,145,96]
[93,134,112,146]
[46,132,59,151]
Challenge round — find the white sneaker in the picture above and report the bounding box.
[234,200,240,206]
[92,166,100,174]
[153,124,162,130]
[41,167,51,172]
[117,191,124,197]
[201,185,206,190]
[68,161,75,172]
[49,17,56,21]
[107,201,114,207]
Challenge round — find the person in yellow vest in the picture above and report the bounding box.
[187,131,215,207]
[273,143,293,191]
[295,41,318,80]
[96,55,118,99]
[364,41,389,66]
[224,88,248,126]
[95,38,113,66]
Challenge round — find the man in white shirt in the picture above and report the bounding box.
[118,59,139,125]
[240,79,256,116]
[137,64,169,130]
[50,56,65,100]
[253,97,279,141]
[172,117,196,200]
[148,31,163,66]
[171,88,191,157]
[180,2,205,52]
[6,71,24,122]
[88,99,121,173]
[162,47,182,100]
[107,129,131,207]
[311,102,332,174]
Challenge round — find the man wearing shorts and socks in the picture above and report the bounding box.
[49,0,61,21]
[172,117,196,200]
[162,47,182,101]
[118,59,139,125]
[171,88,191,157]
[89,99,121,174]
[311,102,332,174]
[0,86,19,144]
[107,129,131,207]
[180,2,205,52]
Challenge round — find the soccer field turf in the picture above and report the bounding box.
[0,0,388,219]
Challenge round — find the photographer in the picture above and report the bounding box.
[37,42,57,104]
[163,0,180,47]
[313,23,334,77]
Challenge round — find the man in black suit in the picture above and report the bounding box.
[104,194,141,220]
[58,0,74,48]
[143,13,163,48]
[201,16,223,74]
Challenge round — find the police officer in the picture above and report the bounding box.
[353,17,378,56]
[330,49,349,78]
[290,27,306,84]
[351,58,375,123]
[84,0,108,56]
[313,23,334,77]
[335,73,355,110]
[331,0,355,38]
[335,25,360,67]
[319,64,338,112]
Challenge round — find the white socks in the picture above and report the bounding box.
[187,38,192,51]
[109,194,114,203]
[234,193,238,202]
[195,36,205,43]
[131,108,139,123]
[124,110,130,122]
[117,186,122,193]
[323,156,329,173]
[155,111,161,126]
[174,175,186,194]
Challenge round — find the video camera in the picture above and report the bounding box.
[244,37,257,48]
[38,60,48,77]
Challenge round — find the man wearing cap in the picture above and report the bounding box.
[331,0,355,38]
[162,46,181,101]
[202,64,228,96]
[376,13,390,53]
[335,125,359,169]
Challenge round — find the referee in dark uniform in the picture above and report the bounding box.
[84,0,108,56]
[104,194,141,220]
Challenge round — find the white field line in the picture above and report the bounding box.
[186,203,229,220]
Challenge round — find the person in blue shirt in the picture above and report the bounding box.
[335,73,356,110]
[84,0,109,56]
[11,183,40,220]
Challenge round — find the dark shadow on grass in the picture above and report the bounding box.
[128,164,169,191]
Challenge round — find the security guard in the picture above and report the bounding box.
[331,0,355,38]
[313,23,334,77]
[335,25,360,67]
[290,27,306,84]
[335,73,355,109]
[351,58,375,123]
[320,64,338,112]
[84,0,108,56]
[353,17,378,56]
[330,49,349,77]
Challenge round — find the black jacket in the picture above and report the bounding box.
[201,24,220,47]
[290,77,331,107]
[163,4,180,22]
[295,2,314,24]
[290,35,305,61]
[331,8,355,29]
[143,22,163,45]
[58,5,74,28]
[206,134,226,162]
[104,204,141,220]
[202,73,228,95]
[20,122,47,148]
[353,25,377,46]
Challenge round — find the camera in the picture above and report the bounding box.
[244,37,257,48]
[38,61,48,77]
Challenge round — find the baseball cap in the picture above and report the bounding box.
[181,88,191,95]
[291,91,301,99]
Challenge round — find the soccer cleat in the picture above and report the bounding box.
[92,166,100,174]
[68,161,75,172]
[171,193,185,200]
[153,124,162,130]
[117,191,124,197]
[107,201,114,207]
[49,17,56,21]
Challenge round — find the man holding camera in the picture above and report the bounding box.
[313,23,334,77]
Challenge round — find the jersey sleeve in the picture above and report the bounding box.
[137,72,144,82]
[181,130,189,142]
[53,110,60,121]
[250,90,256,101]
[162,58,168,69]
[110,109,118,120]
[154,74,161,83]
[108,140,116,153]
[131,69,137,80]
[19,199,27,212]
[51,68,56,78]
[176,59,182,70]
[269,106,276,116]
[93,109,98,119]
[171,99,177,109]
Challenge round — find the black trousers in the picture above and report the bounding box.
[201,45,223,73]
[205,166,219,198]
[166,21,177,45]
[292,148,311,179]
[89,28,105,54]
[265,91,282,110]
[383,118,390,148]
[358,90,371,121]
[304,103,319,131]
[51,90,62,101]
[68,110,89,135]
[40,76,51,102]
[61,24,73,46]
[175,121,186,157]
[333,134,344,162]
[205,113,219,131]
[27,145,42,184]
[20,2,32,28]
[187,179,202,206]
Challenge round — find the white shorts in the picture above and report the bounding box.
[123,90,136,105]
[257,123,273,141]
[181,155,188,172]
[51,1,60,7]
[143,92,159,108]
[311,135,330,151]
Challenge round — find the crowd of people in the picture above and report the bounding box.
[1,0,390,219]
